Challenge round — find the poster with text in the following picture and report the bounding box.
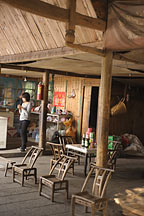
[53,92,65,107]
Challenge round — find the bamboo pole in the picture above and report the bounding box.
[39,72,49,151]
[96,50,113,167]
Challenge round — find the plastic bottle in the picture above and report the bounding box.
[35,133,39,142]
[89,132,94,148]
[81,133,85,147]
[85,132,89,148]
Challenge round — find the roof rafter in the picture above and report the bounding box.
[1,0,106,31]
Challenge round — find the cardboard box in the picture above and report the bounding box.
[108,135,122,150]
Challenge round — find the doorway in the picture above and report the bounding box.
[89,87,99,131]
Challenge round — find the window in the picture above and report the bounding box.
[0,78,38,109]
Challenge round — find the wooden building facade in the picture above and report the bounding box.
[54,75,100,138]
[0,0,144,168]
[54,75,144,144]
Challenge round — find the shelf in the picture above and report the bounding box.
[47,113,59,117]
[47,121,58,123]
[31,112,40,115]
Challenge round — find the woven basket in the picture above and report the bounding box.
[111,98,127,116]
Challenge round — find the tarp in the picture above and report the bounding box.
[104,1,144,51]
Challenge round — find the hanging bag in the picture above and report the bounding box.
[111,84,128,116]
[111,98,127,116]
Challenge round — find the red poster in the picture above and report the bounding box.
[53,92,65,107]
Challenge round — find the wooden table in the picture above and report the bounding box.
[66,144,96,176]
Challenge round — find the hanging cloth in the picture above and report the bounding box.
[104,1,144,51]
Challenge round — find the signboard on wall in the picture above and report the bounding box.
[53,92,65,107]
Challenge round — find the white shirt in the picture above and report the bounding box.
[19,102,32,121]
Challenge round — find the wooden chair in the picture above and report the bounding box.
[90,149,118,172]
[107,149,118,170]
[47,142,74,175]
[12,146,43,186]
[39,154,76,202]
[47,142,65,168]
[90,141,120,171]
[71,165,114,216]
[107,141,120,170]
[59,136,80,165]
[59,135,74,155]
[4,159,17,177]
[59,135,74,146]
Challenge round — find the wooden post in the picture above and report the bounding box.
[39,72,49,151]
[65,0,76,43]
[96,50,113,167]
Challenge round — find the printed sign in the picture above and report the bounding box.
[53,92,65,107]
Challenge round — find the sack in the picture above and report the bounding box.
[111,98,127,116]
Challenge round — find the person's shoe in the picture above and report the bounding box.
[20,148,26,152]
[17,147,26,152]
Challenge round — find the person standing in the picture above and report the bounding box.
[17,92,32,152]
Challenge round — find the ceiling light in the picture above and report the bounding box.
[24,77,27,82]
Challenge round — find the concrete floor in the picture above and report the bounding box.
[0,153,144,216]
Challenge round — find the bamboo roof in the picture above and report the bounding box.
[0,0,144,79]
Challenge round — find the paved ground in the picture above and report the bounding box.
[0,153,144,216]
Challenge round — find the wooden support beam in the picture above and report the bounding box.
[0,42,102,63]
[113,53,143,64]
[65,0,105,57]
[2,0,105,31]
[0,47,140,64]
[0,73,38,81]
[65,0,76,43]
[0,63,101,79]
[39,72,49,151]
[66,42,105,57]
[91,0,107,20]
[0,47,82,64]
[96,50,113,167]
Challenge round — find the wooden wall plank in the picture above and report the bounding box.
[77,0,97,42]
[32,15,57,49]
[0,6,22,54]
[54,75,100,140]
[6,6,35,52]
[18,11,42,50]
[0,27,14,55]
[84,78,100,86]
[21,12,47,50]
[82,0,102,40]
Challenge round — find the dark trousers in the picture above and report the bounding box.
[20,120,30,149]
